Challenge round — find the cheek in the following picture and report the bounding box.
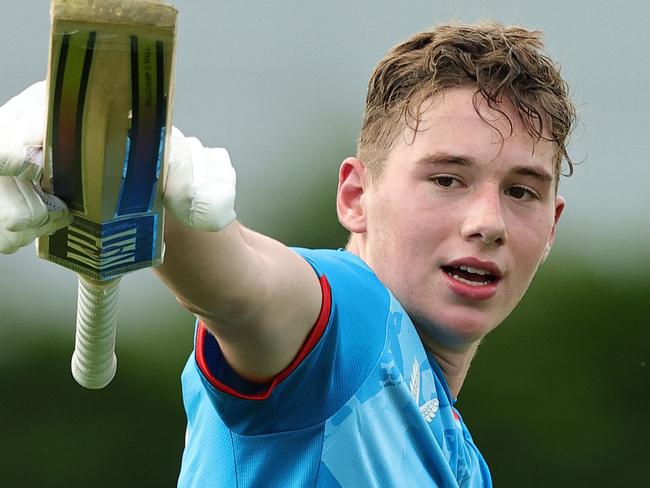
[507,213,554,271]
[369,182,459,263]
[368,207,436,287]
[371,194,417,240]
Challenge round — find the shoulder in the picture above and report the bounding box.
[292,247,369,271]
[186,248,395,433]
[293,248,391,327]
[292,248,384,292]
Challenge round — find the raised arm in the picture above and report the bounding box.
[156,216,322,383]
[151,130,324,383]
[0,84,323,384]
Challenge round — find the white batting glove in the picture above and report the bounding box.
[163,127,236,232]
[0,82,72,254]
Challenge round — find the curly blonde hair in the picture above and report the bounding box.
[357,22,576,184]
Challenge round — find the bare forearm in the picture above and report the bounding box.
[153,210,322,380]
[154,211,320,334]
[154,212,267,324]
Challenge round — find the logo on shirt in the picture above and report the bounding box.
[380,360,402,386]
[409,359,439,423]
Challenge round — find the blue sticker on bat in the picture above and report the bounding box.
[48,215,158,280]
[116,37,167,216]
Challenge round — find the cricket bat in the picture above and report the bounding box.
[36,0,177,389]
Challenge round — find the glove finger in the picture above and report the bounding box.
[0,206,71,255]
[185,136,208,182]
[205,147,236,186]
[0,226,39,253]
[163,136,204,223]
[170,126,185,139]
[33,184,73,232]
[38,209,73,236]
[0,140,44,179]
[168,126,190,164]
[0,81,46,121]
[164,133,193,222]
[0,176,50,231]
[33,184,69,215]
[0,231,20,254]
[0,81,46,178]
[191,181,237,231]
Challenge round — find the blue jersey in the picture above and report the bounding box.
[178,249,492,487]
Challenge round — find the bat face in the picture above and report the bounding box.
[38,1,177,281]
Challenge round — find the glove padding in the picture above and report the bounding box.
[164,127,236,232]
[0,82,71,254]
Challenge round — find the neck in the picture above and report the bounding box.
[417,333,479,399]
[345,234,362,257]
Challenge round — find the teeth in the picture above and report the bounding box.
[459,265,488,276]
[448,272,490,287]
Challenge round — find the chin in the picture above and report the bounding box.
[415,308,496,350]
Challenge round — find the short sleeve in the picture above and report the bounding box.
[188,248,391,435]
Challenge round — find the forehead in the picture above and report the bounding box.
[386,86,556,176]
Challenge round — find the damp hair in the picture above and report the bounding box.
[357,21,577,185]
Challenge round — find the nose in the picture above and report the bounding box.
[460,186,508,246]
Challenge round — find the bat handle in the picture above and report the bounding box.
[71,275,121,389]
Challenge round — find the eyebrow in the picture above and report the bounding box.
[415,152,474,168]
[415,152,554,183]
[511,165,554,183]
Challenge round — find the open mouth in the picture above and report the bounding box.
[441,265,498,287]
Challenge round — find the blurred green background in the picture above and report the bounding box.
[1,0,649,486]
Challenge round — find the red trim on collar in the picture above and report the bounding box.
[195,274,332,400]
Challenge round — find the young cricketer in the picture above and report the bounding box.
[0,21,575,487]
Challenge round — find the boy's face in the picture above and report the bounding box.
[358,86,564,350]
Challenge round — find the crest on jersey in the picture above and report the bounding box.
[409,359,439,423]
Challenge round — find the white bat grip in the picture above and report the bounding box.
[71,275,121,389]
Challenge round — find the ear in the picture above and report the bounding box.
[540,195,565,264]
[336,157,368,233]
